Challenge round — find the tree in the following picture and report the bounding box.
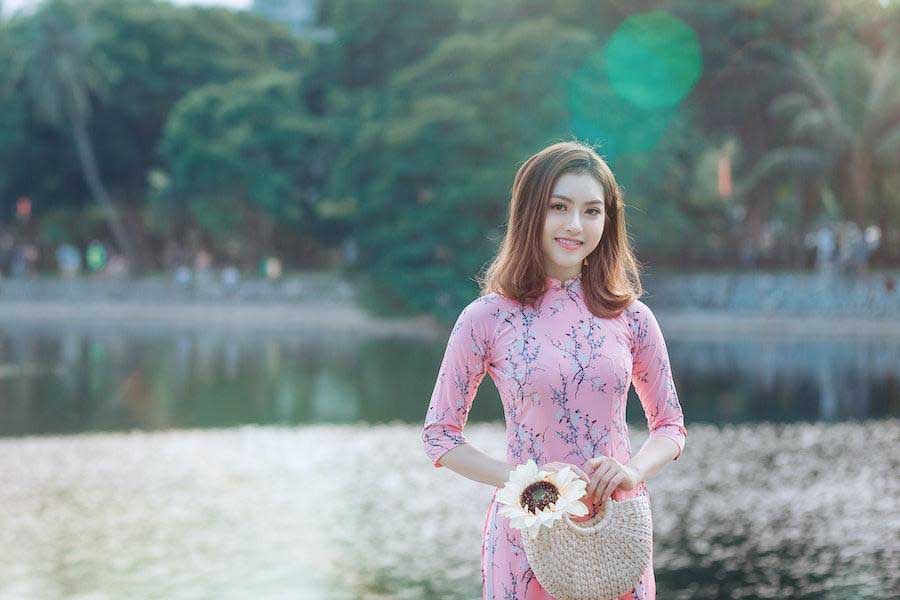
[5,0,139,266]
[159,70,335,267]
[85,0,311,199]
[2,0,313,254]
[335,17,595,321]
[770,38,900,226]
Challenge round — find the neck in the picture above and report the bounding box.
[546,267,582,281]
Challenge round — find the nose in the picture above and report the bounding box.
[565,212,583,233]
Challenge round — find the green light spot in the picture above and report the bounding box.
[605,10,702,109]
[86,242,108,272]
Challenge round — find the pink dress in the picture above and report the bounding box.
[421,273,687,600]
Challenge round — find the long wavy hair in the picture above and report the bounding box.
[477,140,644,318]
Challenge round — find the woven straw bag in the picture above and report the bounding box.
[521,493,653,600]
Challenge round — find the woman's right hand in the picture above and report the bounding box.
[539,461,594,521]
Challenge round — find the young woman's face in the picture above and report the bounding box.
[541,171,606,277]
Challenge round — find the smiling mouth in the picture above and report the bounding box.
[555,238,583,250]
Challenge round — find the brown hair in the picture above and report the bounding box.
[476,139,644,318]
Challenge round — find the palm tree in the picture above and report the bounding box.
[6,0,138,268]
[768,38,900,227]
[704,140,827,265]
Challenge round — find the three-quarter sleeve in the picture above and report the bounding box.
[629,300,687,460]
[422,298,494,469]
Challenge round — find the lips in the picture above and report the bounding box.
[555,238,583,250]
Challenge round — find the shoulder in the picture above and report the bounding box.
[619,298,651,326]
[624,298,653,318]
[621,299,659,351]
[451,292,504,335]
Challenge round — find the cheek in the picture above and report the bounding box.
[589,221,604,243]
[543,214,560,238]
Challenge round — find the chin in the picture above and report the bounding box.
[554,257,583,269]
[563,248,586,261]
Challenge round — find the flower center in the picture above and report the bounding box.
[520,481,560,514]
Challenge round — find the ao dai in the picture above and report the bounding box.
[422,273,687,599]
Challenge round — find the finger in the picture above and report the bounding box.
[553,462,588,484]
[543,463,563,477]
[593,464,620,502]
[584,456,606,474]
[548,463,589,486]
[573,466,591,484]
[599,472,626,506]
[586,475,598,499]
[587,464,614,499]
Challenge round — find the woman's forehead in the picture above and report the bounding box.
[550,173,605,204]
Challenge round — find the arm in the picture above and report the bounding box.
[626,301,687,478]
[421,299,511,487]
[436,444,519,488]
[626,434,680,482]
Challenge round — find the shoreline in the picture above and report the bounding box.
[0,300,439,338]
[1,301,899,338]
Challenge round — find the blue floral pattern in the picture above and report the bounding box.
[423,274,685,598]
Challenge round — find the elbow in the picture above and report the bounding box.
[649,423,686,461]
[671,435,685,461]
[422,424,467,469]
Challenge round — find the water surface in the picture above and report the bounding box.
[0,323,897,437]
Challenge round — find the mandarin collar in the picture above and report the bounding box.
[545,271,583,292]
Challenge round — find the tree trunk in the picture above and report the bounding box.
[739,192,767,267]
[848,141,870,225]
[873,171,889,265]
[798,178,821,267]
[70,112,140,271]
[799,179,820,225]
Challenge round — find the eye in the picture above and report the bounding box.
[550,203,603,215]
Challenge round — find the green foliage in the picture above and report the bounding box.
[317,0,461,91]
[0,0,312,207]
[338,17,595,322]
[159,69,336,254]
[0,2,100,212]
[766,36,900,224]
[38,205,109,244]
[89,0,311,197]
[1,0,899,309]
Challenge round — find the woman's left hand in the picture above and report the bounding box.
[584,456,644,508]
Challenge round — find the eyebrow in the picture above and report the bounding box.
[550,194,604,206]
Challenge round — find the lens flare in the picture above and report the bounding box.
[606,10,702,110]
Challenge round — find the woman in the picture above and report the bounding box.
[421,140,687,599]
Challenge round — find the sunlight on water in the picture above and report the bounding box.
[1,420,897,599]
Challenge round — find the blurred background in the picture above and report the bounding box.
[0,0,898,598]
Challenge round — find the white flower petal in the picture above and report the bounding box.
[496,485,524,506]
[538,507,560,525]
[498,504,526,519]
[566,500,589,517]
[548,466,577,488]
[560,478,587,496]
[508,459,545,488]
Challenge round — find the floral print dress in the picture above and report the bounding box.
[422,273,687,600]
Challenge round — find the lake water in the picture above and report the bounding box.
[1,323,897,437]
[1,322,898,599]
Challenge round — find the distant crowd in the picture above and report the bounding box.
[0,231,285,286]
[804,221,883,275]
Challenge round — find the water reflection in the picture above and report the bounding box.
[0,421,894,598]
[0,323,897,437]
